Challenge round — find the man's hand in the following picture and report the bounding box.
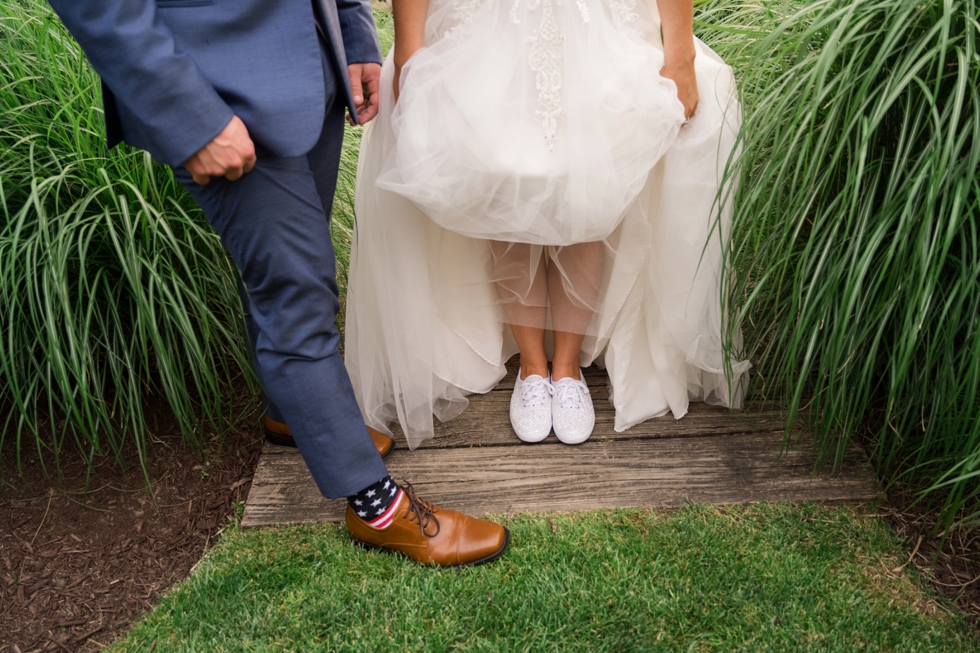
[183,116,256,185]
[348,62,382,125]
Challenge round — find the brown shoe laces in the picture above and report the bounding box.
[401,482,440,538]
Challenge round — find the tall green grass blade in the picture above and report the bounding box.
[0,0,254,480]
[712,0,980,531]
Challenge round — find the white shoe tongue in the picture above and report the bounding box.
[555,378,586,409]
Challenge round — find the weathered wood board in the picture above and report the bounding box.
[243,362,881,528]
[242,423,881,528]
[399,365,788,449]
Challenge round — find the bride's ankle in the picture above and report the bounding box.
[519,358,549,380]
[551,363,582,381]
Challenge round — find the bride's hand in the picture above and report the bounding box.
[393,62,404,102]
[392,45,421,102]
[660,59,699,121]
[392,0,428,102]
[657,0,698,121]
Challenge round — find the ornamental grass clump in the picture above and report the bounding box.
[719,0,980,528]
[0,1,251,477]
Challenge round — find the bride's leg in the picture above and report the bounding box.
[549,241,606,381]
[490,241,549,379]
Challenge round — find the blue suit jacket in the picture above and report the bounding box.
[48,0,382,167]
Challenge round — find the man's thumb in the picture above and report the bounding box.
[349,66,363,104]
[347,66,364,104]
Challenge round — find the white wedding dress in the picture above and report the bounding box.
[345,0,751,449]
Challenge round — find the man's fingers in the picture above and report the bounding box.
[183,115,256,183]
[358,100,379,124]
[348,66,364,107]
[242,147,257,174]
[354,64,383,124]
[365,70,380,99]
[224,166,244,181]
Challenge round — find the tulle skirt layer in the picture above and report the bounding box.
[376,0,687,244]
[345,0,751,449]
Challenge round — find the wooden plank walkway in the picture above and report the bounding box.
[242,363,881,528]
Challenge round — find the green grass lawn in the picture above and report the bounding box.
[110,504,977,652]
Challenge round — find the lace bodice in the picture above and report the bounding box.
[431,0,644,147]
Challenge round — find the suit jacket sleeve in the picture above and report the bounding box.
[335,0,383,65]
[48,0,235,167]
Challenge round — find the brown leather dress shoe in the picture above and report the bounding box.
[346,484,509,567]
[263,415,394,459]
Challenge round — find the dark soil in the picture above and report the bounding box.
[0,395,263,653]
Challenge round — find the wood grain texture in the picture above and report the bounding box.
[242,432,882,528]
[391,363,788,450]
[403,401,789,450]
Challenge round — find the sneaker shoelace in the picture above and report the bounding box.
[553,377,590,410]
[402,482,440,538]
[521,375,553,408]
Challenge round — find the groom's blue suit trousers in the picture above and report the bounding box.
[173,69,387,500]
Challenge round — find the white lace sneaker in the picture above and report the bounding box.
[551,372,595,444]
[510,369,553,442]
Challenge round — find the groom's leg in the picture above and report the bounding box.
[173,107,386,500]
[236,276,286,424]
[233,42,340,431]
[235,88,347,429]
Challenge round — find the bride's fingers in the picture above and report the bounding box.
[659,63,699,121]
[686,96,699,120]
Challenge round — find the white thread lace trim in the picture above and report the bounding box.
[512,0,590,25]
[447,0,485,35]
[509,0,523,23]
[608,0,638,25]
[528,0,564,149]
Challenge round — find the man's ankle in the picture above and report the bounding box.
[347,476,401,529]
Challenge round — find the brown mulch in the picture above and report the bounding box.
[883,502,980,621]
[0,396,264,653]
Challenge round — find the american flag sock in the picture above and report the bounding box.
[347,475,403,530]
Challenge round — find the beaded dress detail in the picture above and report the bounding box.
[346,0,751,448]
[527,0,565,149]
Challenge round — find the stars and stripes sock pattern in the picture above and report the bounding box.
[347,475,402,530]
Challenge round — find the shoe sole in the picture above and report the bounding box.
[554,417,596,445]
[515,431,551,443]
[264,427,394,460]
[349,526,511,569]
[554,429,594,445]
